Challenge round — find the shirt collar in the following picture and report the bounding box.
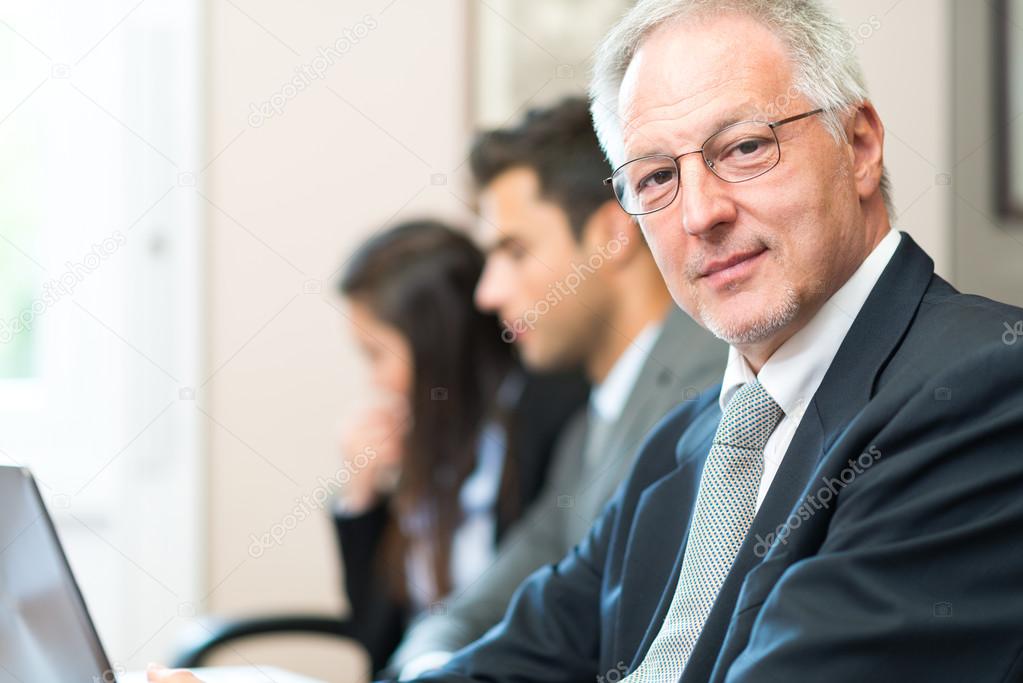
[591,320,664,423]
[718,229,902,417]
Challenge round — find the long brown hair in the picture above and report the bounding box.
[339,220,513,603]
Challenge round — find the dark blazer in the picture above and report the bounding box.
[333,367,589,673]
[410,233,1023,682]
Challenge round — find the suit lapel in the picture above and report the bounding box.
[813,233,934,446]
[612,311,724,465]
[613,311,704,450]
[617,400,720,670]
[597,370,669,487]
[571,367,667,536]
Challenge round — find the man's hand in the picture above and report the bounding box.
[146,663,205,683]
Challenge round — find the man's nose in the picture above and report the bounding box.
[474,257,505,313]
[677,153,737,237]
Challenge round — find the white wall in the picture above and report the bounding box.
[827,0,953,275]
[0,0,203,672]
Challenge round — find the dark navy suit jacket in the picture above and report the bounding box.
[407,234,1023,682]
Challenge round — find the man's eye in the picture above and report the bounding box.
[737,139,762,154]
[638,168,676,191]
[725,137,771,157]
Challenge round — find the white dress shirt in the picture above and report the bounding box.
[718,229,901,510]
[591,321,664,423]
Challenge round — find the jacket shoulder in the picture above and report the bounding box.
[617,386,720,500]
[884,278,1023,386]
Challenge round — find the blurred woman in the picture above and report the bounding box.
[334,219,586,673]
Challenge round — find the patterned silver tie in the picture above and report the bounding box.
[623,380,784,682]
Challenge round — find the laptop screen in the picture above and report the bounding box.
[0,466,114,683]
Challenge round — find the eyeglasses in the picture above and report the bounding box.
[603,108,825,216]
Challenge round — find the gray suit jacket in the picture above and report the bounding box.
[388,308,726,672]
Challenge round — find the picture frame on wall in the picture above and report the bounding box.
[994,0,1023,219]
[471,0,632,127]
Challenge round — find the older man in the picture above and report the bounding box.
[153,1,1023,682]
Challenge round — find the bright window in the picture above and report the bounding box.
[0,0,202,669]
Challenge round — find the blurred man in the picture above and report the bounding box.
[388,96,725,678]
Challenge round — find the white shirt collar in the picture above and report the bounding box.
[591,319,664,423]
[719,229,902,417]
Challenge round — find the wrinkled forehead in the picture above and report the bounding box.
[617,12,799,159]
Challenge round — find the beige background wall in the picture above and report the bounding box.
[200,0,472,677]
[197,1,972,679]
[828,0,953,273]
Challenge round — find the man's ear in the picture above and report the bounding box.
[579,199,643,267]
[846,102,885,204]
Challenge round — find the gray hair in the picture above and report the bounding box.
[589,0,892,217]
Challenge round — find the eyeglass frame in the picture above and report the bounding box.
[603,108,826,216]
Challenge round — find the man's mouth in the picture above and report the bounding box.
[697,248,768,287]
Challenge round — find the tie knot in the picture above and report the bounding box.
[713,380,784,451]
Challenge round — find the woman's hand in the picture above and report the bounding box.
[336,397,409,513]
[146,664,205,682]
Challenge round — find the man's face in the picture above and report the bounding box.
[474,167,612,371]
[618,12,870,349]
